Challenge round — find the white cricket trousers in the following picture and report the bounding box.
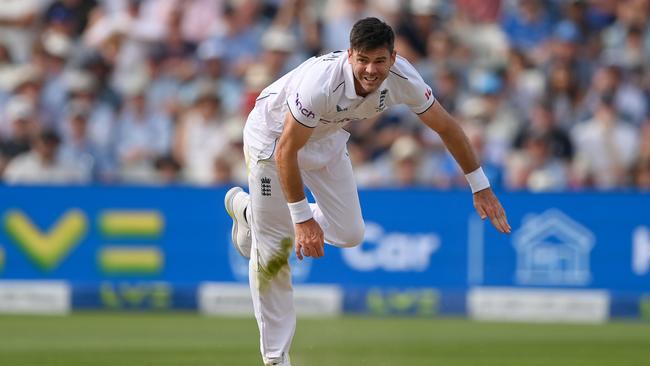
[245,144,365,366]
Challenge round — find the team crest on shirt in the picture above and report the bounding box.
[261,177,271,196]
[376,89,388,112]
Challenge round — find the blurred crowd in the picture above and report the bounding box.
[0,0,649,191]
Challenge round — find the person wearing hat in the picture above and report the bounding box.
[39,31,74,125]
[0,96,37,177]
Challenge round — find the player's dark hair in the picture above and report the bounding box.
[349,17,394,53]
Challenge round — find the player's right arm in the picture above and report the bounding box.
[276,112,325,260]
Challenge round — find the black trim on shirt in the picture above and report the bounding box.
[258,138,278,161]
[389,69,408,80]
[416,99,436,115]
[332,81,345,93]
[256,92,278,101]
[286,101,316,128]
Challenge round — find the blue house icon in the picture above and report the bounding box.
[513,209,595,286]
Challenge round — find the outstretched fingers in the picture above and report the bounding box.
[295,241,304,260]
[487,204,511,234]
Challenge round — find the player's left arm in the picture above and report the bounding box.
[418,102,511,234]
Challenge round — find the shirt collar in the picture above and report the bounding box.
[343,59,361,100]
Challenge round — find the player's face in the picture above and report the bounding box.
[348,47,396,96]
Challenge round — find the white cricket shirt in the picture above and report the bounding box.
[244,50,435,169]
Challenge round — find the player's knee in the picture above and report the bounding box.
[337,223,365,248]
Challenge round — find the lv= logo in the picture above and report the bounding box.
[1,209,164,273]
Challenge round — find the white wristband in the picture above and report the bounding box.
[465,167,490,193]
[287,198,313,224]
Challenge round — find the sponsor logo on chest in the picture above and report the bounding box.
[294,94,315,119]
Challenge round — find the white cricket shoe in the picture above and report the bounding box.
[224,187,251,259]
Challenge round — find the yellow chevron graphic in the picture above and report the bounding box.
[4,209,87,270]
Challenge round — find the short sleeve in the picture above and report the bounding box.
[286,76,327,128]
[392,57,436,115]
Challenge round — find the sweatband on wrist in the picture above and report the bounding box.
[465,167,490,193]
[287,198,313,224]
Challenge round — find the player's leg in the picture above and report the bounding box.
[247,158,295,366]
[302,148,365,248]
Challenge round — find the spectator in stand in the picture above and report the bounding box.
[455,0,501,24]
[0,96,38,177]
[213,155,234,185]
[628,120,650,189]
[467,71,522,168]
[152,154,182,184]
[178,0,225,44]
[115,76,172,183]
[259,27,299,79]
[43,0,98,37]
[542,20,593,90]
[238,27,296,114]
[3,129,86,184]
[322,0,373,52]
[419,29,472,87]
[631,159,650,190]
[430,67,466,116]
[503,48,545,115]
[61,69,117,181]
[386,135,429,187]
[505,131,569,191]
[195,39,241,116]
[512,99,573,162]
[0,0,50,63]
[37,31,74,127]
[0,64,43,137]
[173,80,229,184]
[58,103,103,182]
[637,119,650,164]
[271,0,322,58]
[210,0,265,80]
[395,0,440,64]
[544,61,585,129]
[572,93,638,189]
[501,0,555,61]
[0,0,645,190]
[581,65,647,126]
[601,0,650,70]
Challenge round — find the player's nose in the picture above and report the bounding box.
[365,62,377,74]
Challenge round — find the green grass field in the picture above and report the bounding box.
[0,313,648,366]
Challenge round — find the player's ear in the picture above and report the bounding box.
[390,50,397,66]
[347,48,353,62]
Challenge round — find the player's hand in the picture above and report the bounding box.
[473,188,511,234]
[294,218,325,260]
